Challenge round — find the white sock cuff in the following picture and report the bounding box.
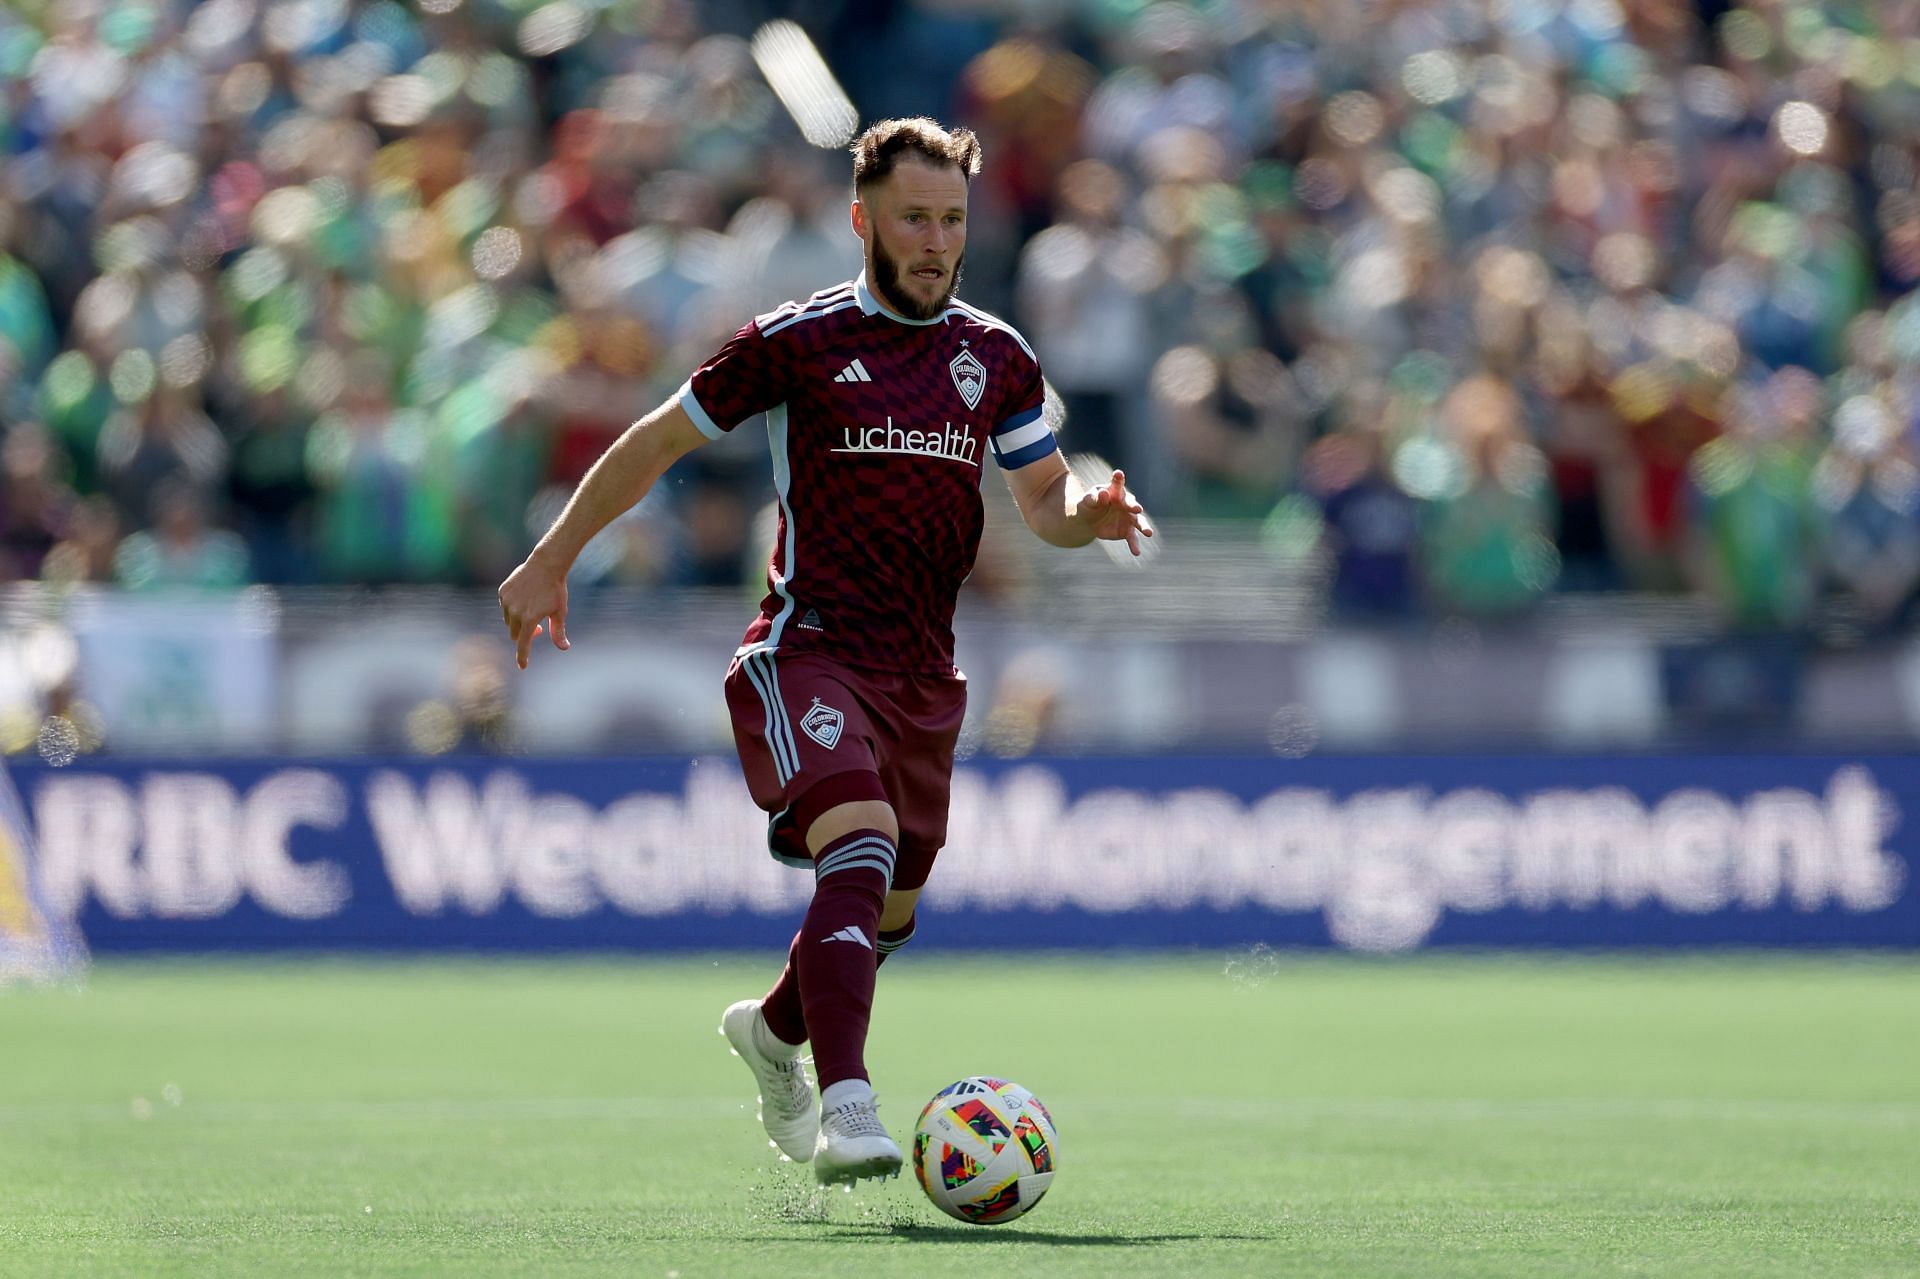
[820,1077,874,1111]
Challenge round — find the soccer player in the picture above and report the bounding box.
[497,117,1150,1183]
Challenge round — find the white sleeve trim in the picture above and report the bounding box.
[677,378,726,440]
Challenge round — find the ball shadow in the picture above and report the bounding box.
[798,1222,1275,1245]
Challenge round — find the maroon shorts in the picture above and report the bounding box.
[723,648,967,890]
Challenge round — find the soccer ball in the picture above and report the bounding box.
[911,1077,1058,1225]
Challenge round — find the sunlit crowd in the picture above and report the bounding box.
[1,0,1917,634]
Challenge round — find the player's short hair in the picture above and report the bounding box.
[850,118,983,193]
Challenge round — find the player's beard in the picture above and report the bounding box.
[870,230,963,321]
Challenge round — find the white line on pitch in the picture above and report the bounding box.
[0,1096,1913,1125]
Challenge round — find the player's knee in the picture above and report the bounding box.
[796,772,897,853]
[880,887,920,933]
[807,800,898,853]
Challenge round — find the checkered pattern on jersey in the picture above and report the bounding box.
[680,278,1054,674]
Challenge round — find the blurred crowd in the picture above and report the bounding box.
[2,0,1920,635]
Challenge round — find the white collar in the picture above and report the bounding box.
[855,269,948,326]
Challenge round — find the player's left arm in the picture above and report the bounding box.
[1003,451,1153,555]
[988,342,1152,554]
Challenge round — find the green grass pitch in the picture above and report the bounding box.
[2,954,1916,1277]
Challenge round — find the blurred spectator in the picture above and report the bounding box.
[305,355,450,585]
[1150,316,1301,518]
[35,344,118,495]
[1297,406,1420,618]
[40,496,122,586]
[1417,374,1560,618]
[1016,159,1162,477]
[96,388,227,526]
[963,33,1100,308]
[223,385,316,584]
[1613,362,1727,591]
[1538,359,1634,593]
[0,422,74,580]
[0,208,58,420]
[1813,387,1920,630]
[1683,368,1824,629]
[733,150,863,315]
[609,170,730,350]
[112,478,251,590]
[1083,6,1239,176]
[539,303,660,490]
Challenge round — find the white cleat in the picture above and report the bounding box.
[719,999,818,1162]
[813,1094,903,1185]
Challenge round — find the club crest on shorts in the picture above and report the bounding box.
[949,348,986,411]
[801,698,844,749]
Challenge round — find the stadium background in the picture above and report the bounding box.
[0,0,1915,959]
[1,3,1916,1273]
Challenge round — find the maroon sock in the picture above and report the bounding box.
[795,828,894,1089]
[759,931,807,1046]
[763,912,914,1045]
[875,915,916,967]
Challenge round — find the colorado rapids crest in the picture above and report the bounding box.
[949,348,986,410]
[801,698,845,749]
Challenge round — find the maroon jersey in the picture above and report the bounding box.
[678,273,1058,674]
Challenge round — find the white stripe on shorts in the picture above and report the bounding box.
[741,650,799,782]
[758,651,801,778]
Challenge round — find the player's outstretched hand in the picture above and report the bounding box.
[498,552,571,670]
[1075,468,1155,557]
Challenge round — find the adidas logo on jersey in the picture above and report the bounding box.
[822,926,873,949]
[832,359,873,383]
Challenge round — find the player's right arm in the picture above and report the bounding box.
[501,312,794,669]
[498,401,708,669]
